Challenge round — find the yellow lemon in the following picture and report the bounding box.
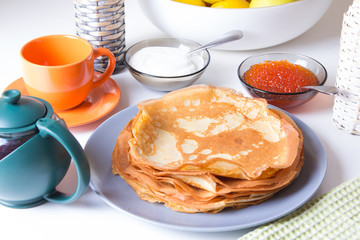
[203,0,222,4]
[173,0,206,6]
[249,0,297,8]
[211,0,250,8]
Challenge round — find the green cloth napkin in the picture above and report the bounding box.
[238,176,360,240]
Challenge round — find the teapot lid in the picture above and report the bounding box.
[0,89,47,131]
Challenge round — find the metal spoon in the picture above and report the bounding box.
[188,30,244,54]
[302,86,339,95]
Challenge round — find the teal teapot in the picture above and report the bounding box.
[0,89,90,208]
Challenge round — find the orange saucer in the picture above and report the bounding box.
[5,74,121,127]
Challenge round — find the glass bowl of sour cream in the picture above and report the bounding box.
[124,38,210,91]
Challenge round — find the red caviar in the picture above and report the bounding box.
[243,60,318,93]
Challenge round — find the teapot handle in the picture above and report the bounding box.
[36,118,90,204]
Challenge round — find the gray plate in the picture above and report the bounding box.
[84,105,327,232]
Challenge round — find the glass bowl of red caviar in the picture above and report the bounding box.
[238,53,327,109]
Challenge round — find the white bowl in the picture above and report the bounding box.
[137,0,333,50]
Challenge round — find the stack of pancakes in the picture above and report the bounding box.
[112,85,304,213]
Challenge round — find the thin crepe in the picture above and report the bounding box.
[112,85,304,213]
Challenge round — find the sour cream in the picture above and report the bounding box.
[129,45,205,77]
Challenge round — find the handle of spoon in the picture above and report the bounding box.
[189,30,243,54]
[302,86,339,95]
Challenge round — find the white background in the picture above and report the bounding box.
[0,0,358,239]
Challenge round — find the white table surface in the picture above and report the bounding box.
[1,0,359,239]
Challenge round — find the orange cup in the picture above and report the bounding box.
[20,35,116,110]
